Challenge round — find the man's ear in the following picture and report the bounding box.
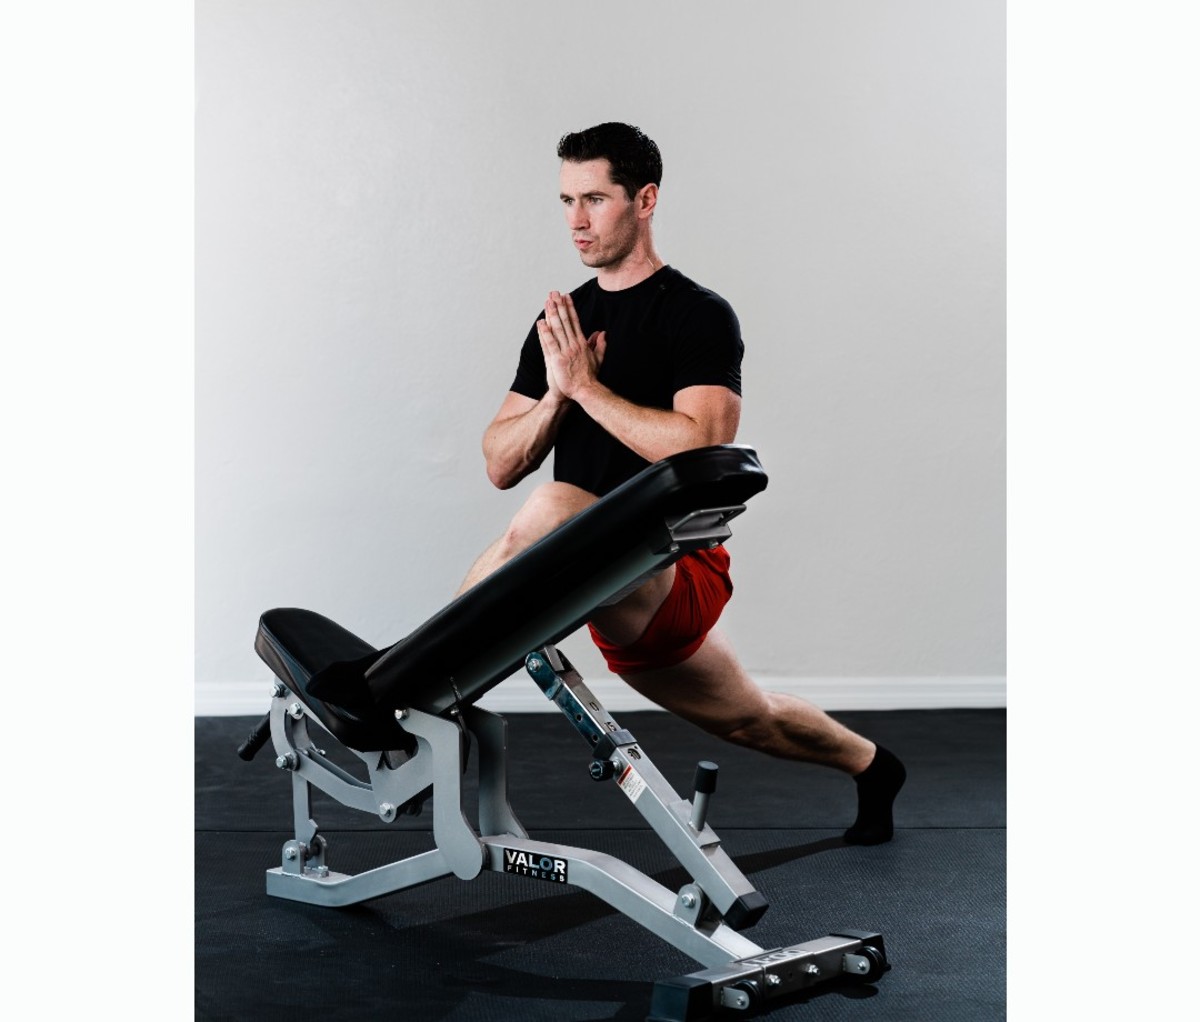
[636,182,658,220]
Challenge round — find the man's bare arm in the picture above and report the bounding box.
[482,389,571,489]
[572,382,741,464]
[538,290,741,462]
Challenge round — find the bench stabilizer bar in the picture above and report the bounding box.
[647,930,889,1021]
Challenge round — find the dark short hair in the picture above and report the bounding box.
[556,122,662,200]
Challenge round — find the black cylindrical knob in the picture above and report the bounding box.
[689,761,719,832]
[693,760,719,795]
[590,759,616,781]
[236,712,273,761]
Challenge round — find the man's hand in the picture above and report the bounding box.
[538,291,606,401]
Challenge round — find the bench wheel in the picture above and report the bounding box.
[851,944,889,984]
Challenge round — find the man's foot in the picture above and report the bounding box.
[844,745,906,845]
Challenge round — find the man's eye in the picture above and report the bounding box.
[588,196,603,204]
[561,197,573,206]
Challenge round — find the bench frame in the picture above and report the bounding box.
[245,447,890,1019]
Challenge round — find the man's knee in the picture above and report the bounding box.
[717,712,774,749]
[501,482,596,555]
[705,690,783,749]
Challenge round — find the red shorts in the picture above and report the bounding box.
[587,546,733,675]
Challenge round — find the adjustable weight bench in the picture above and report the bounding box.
[238,444,889,1020]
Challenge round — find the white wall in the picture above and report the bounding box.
[195,0,1005,714]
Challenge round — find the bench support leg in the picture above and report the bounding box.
[255,646,890,1017]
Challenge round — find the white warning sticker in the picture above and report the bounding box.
[617,764,646,803]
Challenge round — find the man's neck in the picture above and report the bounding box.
[595,243,665,292]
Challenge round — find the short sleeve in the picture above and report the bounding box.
[670,294,743,395]
[510,315,549,399]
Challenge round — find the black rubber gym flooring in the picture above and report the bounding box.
[196,707,1005,1021]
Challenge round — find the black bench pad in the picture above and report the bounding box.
[254,607,414,752]
[255,445,767,750]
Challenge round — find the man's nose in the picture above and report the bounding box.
[566,205,589,230]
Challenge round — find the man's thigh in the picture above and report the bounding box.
[588,565,677,647]
[509,481,598,541]
[618,628,768,734]
[514,482,676,649]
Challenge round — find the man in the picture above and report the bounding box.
[459,123,905,845]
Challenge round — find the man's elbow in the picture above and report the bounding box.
[486,463,520,490]
[676,396,740,452]
[484,447,532,490]
[483,447,515,490]
[684,415,736,454]
[482,432,511,489]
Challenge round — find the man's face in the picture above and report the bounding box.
[559,158,640,269]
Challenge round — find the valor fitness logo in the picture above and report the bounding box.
[503,847,568,884]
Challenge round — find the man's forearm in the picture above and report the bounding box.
[483,394,570,489]
[572,381,712,464]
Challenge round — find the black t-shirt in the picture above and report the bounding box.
[510,266,743,496]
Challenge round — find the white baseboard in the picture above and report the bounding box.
[479,675,1006,713]
[195,674,1005,716]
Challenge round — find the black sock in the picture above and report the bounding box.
[844,745,906,845]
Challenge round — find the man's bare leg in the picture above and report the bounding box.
[620,628,906,844]
[620,628,874,771]
[457,481,599,595]
[458,482,680,629]
[457,484,904,842]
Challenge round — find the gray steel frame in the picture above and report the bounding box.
[260,646,887,1018]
